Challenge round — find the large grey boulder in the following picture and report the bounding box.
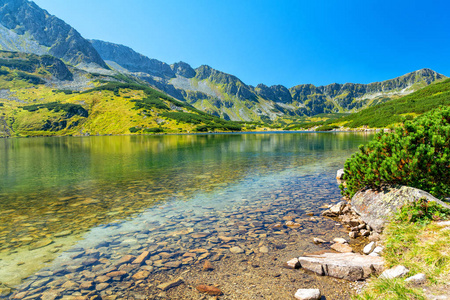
[351,185,450,232]
[298,252,384,281]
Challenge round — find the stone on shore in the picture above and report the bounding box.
[298,252,384,281]
[379,265,409,279]
[405,273,426,284]
[157,278,184,291]
[336,169,345,180]
[294,288,321,300]
[363,242,376,255]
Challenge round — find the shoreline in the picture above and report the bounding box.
[0,129,378,139]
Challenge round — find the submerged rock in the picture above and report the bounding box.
[196,284,223,296]
[157,278,184,291]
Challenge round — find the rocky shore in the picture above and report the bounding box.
[2,173,366,300]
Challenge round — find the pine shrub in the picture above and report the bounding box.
[341,106,450,199]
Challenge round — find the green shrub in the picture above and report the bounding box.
[21,102,88,117]
[396,198,450,224]
[341,106,450,199]
[315,124,339,131]
[144,127,163,133]
[129,127,140,133]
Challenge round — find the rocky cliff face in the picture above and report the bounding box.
[90,39,174,79]
[0,0,107,68]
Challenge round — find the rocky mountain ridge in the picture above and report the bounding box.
[0,0,446,122]
[91,39,446,120]
[0,0,108,68]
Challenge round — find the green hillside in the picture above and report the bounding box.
[285,78,450,130]
[0,51,245,137]
[337,78,450,128]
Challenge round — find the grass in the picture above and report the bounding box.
[357,278,426,300]
[355,201,450,299]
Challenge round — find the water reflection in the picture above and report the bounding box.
[0,132,373,289]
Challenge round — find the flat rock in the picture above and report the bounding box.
[298,252,385,281]
[295,288,321,300]
[41,291,60,300]
[132,270,150,280]
[116,255,136,265]
[157,277,184,291]
[330,243,353,253]
[379,265,409,279]
[285,258,300,269]
[333,237,347,244]
[259,246,269,253]
[164,261,181,268]
[352,185,450,232]
[229,246,244,254]
[132,251,150,265]
[30,238,53,250]
[54,230,72,237]
[96,282,109,291]
[196,285,223,296]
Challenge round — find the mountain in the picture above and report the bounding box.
[0,0,446,127]
[0,0,108,69]
[91,40,446,121]
[0,50,244,137]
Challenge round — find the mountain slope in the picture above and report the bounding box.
[0,51,244,137]
[0,0,108,68]
[335,78,450,128]
[91,40,446,122]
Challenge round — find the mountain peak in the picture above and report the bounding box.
[0,0,108,68]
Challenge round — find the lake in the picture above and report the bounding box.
[0,132,374,299]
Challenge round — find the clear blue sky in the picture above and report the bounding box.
[33,0,450,88]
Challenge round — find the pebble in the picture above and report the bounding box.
[259,246,269,253]
[157,278,184,291]
[96,283,110,291]
[285,258,300,269]
[380,265,410,279]
[196,285,224,296]
[363,242,376,255]
[202,260,214,271]
[132,270,150,280]
[348,231,358,239]
[405,273,426,284]
[229,246,244,254]
[313,237,325,244]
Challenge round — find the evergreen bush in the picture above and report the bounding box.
[341,106,450,199]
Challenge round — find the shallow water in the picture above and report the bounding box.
[0,132,373,298]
